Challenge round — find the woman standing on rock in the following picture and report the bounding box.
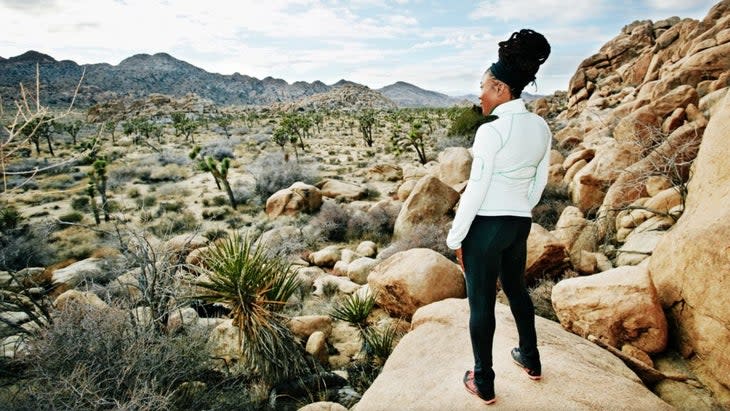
[446,29,552,405]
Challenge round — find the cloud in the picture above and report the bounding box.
[0,0,57,12]
[470,0,606,23]
[644,0,714,11]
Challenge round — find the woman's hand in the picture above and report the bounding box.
[456,248,465,272]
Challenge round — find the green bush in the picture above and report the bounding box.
[447,105,497,137]
[58,211,83,224]
[248,152,318,201]
[330,292,377,329]
[532,184,571,231]
[70,196,89,211]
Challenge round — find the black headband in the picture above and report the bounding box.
[489,61,535,93]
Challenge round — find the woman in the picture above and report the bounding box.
[446,29,551,405]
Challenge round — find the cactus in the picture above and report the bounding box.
[190,146,237,208]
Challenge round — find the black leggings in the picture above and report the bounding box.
[462,215,540,393]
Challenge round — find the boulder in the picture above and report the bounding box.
[309,245,342,268]
[51,258,108,288]
[298,401,347,411]
[552,265,668,354]
[616,230,665,266]
[396,179,417,201]
[612,105,660,145]
[645,176,673,196]
[650,91,730,403]
[289,315,332,339]
[393,175,459,239]
[313,275,360,295]
[346,257,378,285]
[316,179,368,201]
[265,182,323,217]
[355,241,377,258]
[53,289,109,310]
[355,299,672,411]
[525,224,568,283]
[367,248,464,320]
[259,225,303,248]
[306,331,328,365]
[164,233,208,256]
[367,164,403,181]
[436,147,472,187]
[551,206,587,251]
[651,84,699,118]
[167,307,199,333]
[644,187,682,214]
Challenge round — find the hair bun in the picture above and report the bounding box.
[492,29,550,96]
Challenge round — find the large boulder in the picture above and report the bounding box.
[355,299,672,411]
[51,258,110,289]
[316,179,368,201]
[436,147,472,187]
[525,224,568,283]
[392,175,459,239]
[650,90,730,404]
[367,248,464,320]
[265,182,323,217]
[552,265,668,354]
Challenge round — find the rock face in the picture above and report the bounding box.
[392,175,459,239]
[525,224,568,283]
[316,179,368,201]
[355,299,672,411]
[650,90,730,404]
[367,248,465,320]
[551,265,668,354]
[265,182,323,218]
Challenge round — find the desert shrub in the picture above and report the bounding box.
[203,228,228,242]
[148,212,199,238]
[158,149,192,166]
[310,202,350,242]
[157,200,186,214]
[447,105,496,137]
[136,194,157,209]
[532,184,571,230]
[361,321,403,364]
[126,187,141,198]
[39,174,77,191]
[201,207,232,221]
[212,195,228,207]
[58,211,83,224]
[70,196,89,211]
[0,205,23,230]
[145,164,190,183]
[192,234,311,384]
[7,302,210,411]
[0,221,58,271]
[378,219,453,260]
[436,134,473,150]
[248,152,318,201]
[308,201,400,245]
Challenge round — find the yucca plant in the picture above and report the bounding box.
[361,321,403,365]
[192,233,309,384]
[330,291,377,329]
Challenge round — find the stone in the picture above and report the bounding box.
[306,331,328,365]
[644,187,682,214]
[392,175,459,239]
[107,271,143,301]
[207,319,242,369]
[340,249,360,264]
[650,91,730,402]
[51,258,108,288]
[436,147,472,187]
[316,179,368,201]
[313,275,360,295]
[552,265,668,354]
[562,159,587,185]
[355,241,377,258]
[164,233,208,257]
[622,344,653,367]
[54,289,108,310]
[367,248,465,320]
[367,164,402,181]
[547,164,564,186]
[613,105,660,145]
[1,335,28,359]
[396,179,417,201]
[330,321,361,360]
[562,148,595,171]
[616,230,665,266]
[551,206,587,250]
[618,208,654,229]
[297,401,348,411]
[346,257,378,285]
[573,250,598,275]
[265,182,323,217]
[651,85,699,118]
[645,176,673,196]
[259,225,303,249]
[167,307,199,333]
[309,245,342,268]
[525,224,568,282]
[549,149,564,166]
[289,315,332,339]
[332,260,349,276]
[355,299,672,411]
[662,107,686,134]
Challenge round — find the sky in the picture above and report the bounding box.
[0,0,720,96]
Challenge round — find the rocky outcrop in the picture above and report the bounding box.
[649,90,730,405]
[355,299,672,410]
[367,248,465,320]
[552,265,668,355]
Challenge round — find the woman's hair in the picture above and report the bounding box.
[489,29,551,98]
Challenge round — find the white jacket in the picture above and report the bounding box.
[446,99,552,250]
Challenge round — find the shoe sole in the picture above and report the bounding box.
[511,358,542,380]
[464,385,497,405]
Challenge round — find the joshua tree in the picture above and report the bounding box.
[171,112,199,143]
[280,113,311,151]
[103,119,119,144]
[215,114,233,139]
[390,119,428,164]
[57,119,83,145]
[357,109,377,147]
[272,124,298,161]
[21,116,54,156]
[87,159,110,222]
[190,146,237,208]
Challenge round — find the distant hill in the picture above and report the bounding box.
[377,81,466,108]
[0,51,475,108]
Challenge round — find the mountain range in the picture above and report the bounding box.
[0,51,471,108]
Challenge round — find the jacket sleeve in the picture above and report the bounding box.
[527,123,553,209]
[446,124,502,250]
